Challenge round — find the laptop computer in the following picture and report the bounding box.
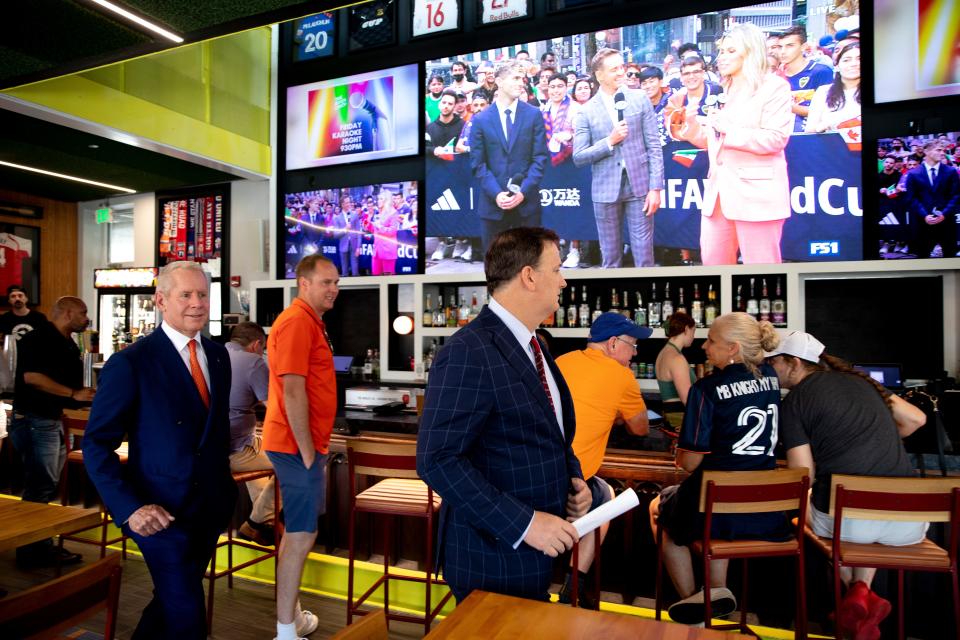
[852,363,904,390]
[333,355,354,374]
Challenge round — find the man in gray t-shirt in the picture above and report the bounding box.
[226,321,274,545]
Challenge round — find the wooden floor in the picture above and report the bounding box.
[0,545,427,640]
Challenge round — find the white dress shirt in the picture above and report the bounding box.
[161,322,210,390]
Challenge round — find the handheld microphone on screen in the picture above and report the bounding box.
[614,91,627,122]
[703,92,728,140]
[506,173,525,196]
[349,91,388,148]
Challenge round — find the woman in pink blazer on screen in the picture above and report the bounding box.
[370,191,401,275]
[677,22,793,265]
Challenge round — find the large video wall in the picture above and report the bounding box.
[278,0,958,278]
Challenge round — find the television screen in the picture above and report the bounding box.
[874,0,960,104]
[286,64,419,170]
[423,1,863,273]
[283,181,419,278]
[874,132,959,259]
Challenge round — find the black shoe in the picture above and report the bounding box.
[16,546,82,569]
[557,572,597,609]
[668,587,737,625]
[238,519,275,547]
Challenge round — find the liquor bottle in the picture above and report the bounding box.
[759,278,771,322]
[661,282,674,325]
[610,288,620,314]
[457,294,470,327]
[634,290,647,327]
[470,292,480,322]
[772,278,786,326]
[621,290,631,320]
[592,296,603,324]
[691,284,704,328]
[555,292,566,327]
[746,278,759,319]
[579,293,591,328]
[446,294,457,327]
[677,287,687,316]
[735,284,744,313]
[433,299,446,327]
[363,348,374,381]
[423,294,434,327]
[648,283,661,328]
[705,284,718,326]
[371,349,381,380]
[566,289,578,328]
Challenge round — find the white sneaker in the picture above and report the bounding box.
[452,239,467,259]
[562,248,581,268]
[295,610,318,637]
[430,241,448,261]
[879,242,891,255]
[931,244,943,258]
[460,245,473,262]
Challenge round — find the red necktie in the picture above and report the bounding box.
[529,336,555,412]
[188,341,210,409]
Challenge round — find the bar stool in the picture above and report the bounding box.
[346,439,452,634]
[655,468,810,639]
[205,468,282,634]
[58,412,128,560]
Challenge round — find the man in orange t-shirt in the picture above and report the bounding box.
[555,312,651,606]
[263,254,339,640]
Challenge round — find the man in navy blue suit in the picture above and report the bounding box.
[417,226,592,603]
[468,62,550,255]
[904,140,960,258]
[84,261,236,639]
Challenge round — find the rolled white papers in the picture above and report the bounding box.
[572,488,640,538]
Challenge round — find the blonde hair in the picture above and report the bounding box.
[719,22,768,94]
[712,312,779,378]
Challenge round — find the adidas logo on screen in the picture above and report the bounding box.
[878,212,899,225]
[431,188,460,211]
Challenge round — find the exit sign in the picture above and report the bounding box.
[95,207,114,224]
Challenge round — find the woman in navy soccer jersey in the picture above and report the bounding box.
[649,312,787,625]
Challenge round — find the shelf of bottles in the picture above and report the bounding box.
[421,283,490,334]
[730,274,788,327]
[543,275,721,337]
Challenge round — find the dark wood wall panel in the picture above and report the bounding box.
[0,188,78,315]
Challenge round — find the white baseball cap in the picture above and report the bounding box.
[764,331,825,363]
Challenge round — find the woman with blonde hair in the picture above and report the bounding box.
[649,312,787,625]
[674,22,794,265]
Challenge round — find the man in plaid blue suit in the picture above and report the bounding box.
[573,48,665,268]
[417,227,592,603]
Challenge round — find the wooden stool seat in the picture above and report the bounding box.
[205,468,281,635]
[356,478,441,515]
[807,532,949,569]
[692,538,801,558]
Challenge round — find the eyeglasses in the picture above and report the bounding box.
[626,71,640,78]
[680,69,705,77]
[615,336,638,351]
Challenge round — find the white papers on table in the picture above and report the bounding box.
[572,488,640,538]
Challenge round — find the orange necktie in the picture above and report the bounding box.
[188,340,210,409]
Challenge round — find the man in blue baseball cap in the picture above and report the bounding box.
[555,312,652,606]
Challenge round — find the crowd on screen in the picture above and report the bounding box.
[284,188,418,277]
[876,134,960,259]
[424,23,862,268]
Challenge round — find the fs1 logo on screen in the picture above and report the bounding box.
[809,241,840,256]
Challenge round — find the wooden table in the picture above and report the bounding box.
[0,497,100,552]
[427,591,754,639]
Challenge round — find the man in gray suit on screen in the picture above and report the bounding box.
[574,48,664,268]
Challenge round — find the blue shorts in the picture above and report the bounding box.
[266,451,328,534]
[587,476,614,511]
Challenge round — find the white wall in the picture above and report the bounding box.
[229,179,271,312]
[77,192,156,308]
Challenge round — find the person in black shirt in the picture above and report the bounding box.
[9,296,95,567]
[425,89,465,158]
[0,285,47,341]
